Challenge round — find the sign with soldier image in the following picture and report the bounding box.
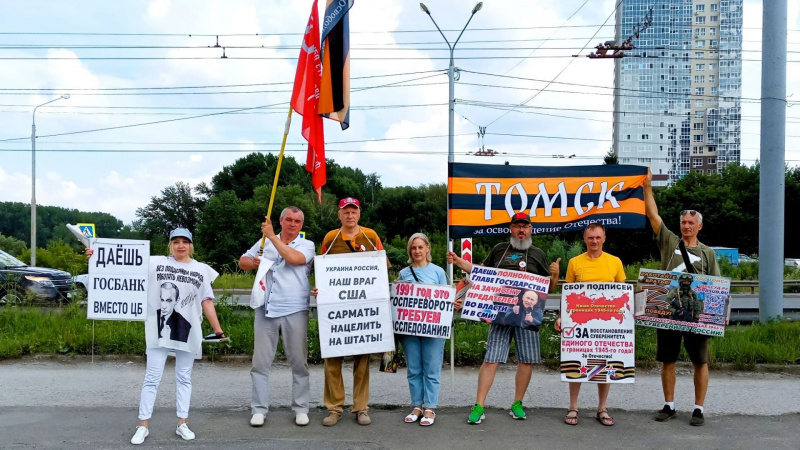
[560,282,635,384]
[634,269,731,337]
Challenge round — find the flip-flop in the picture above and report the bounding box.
[405,407,423,423]
[564,409,579,426]
[596,409,614,426]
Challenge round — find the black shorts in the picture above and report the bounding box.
[655,329,710,365]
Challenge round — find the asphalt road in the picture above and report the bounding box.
[3,406,799,449]
[2,358,799,449]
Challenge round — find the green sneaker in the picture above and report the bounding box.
[509,399,526,420]
[468,403,485,424]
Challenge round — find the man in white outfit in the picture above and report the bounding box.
[239,207,315,427]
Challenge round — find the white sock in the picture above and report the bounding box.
[664,401,675,410]
[693,404,704,413]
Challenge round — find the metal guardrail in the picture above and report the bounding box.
[213,279,800,298]
[212,281,800,322]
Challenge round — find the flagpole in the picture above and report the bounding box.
[258,106,294,256]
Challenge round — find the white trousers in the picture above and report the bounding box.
[138,347,195,420]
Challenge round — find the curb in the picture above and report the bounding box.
[7,354,800,375]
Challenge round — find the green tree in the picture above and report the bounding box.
[0,202,125,250]
[195,191,262,272]
[133,182,207,243]
[603,148,618,165]
[210,153,309,201]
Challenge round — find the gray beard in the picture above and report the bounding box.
[510,236,532,250]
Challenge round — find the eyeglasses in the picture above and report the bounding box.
[681,210,698,216]
[510,224,532,230]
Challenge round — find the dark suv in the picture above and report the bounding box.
[0,249,74,304]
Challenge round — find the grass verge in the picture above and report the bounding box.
[2,301,798,368]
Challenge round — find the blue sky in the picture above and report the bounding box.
[0,0,798,224]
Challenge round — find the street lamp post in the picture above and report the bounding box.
[420,2,482,386]
[31,94,69,266]
[419,1,483,285]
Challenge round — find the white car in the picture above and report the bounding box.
[738,254,758,264]
[785,258,800,268]
[72,274,89,297]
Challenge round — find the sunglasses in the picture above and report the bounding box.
[510,223,532,230]
[681,210,698,216]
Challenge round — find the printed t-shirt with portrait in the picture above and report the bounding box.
[656,226,720,276]
[320,226,384,255]
[145,256,218,358]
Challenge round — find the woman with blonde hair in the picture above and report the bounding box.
[87,228,226,444]
[396,233,448,426]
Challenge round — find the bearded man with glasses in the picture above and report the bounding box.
[448,212,559,424]
[644,169,720,427]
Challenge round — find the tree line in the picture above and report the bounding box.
[2,154,799,276]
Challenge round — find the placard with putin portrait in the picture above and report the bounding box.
[460,265,549,331]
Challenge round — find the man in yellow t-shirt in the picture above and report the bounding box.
[319,197,385,428]
[555,223,625,427]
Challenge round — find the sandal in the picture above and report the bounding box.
[596,409,614,426]
[564,409,579,426]
[420,409,435,426]
[405,406,423,423]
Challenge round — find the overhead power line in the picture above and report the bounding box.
[0,25,797,37]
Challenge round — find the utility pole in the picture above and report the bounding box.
[419,1,483,286]
[31,95,69,266]
[758,0,787,321]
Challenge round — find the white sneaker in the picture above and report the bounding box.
[250,413,266,427]
[295,413,309,426]
[130,426,149,445]
[175,423,195,441]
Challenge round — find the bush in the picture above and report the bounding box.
[0,233,28,258]
[17,240,88,275]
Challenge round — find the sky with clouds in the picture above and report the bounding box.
[0,0,798,224]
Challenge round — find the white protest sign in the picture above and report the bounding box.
[88,239,149,321]
[249,258,275,309]
[559,282,635,384]
[314,251,394,358]
[390,282,454,339]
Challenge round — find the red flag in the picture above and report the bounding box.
[291,0,326,203]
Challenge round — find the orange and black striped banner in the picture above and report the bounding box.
[448,163,648,239]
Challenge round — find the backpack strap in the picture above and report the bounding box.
[678,240,697,274]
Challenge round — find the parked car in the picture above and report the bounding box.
[0,249,75,305]
[738,254,758,264]
[786,258,800,269]
[72,274,88,297]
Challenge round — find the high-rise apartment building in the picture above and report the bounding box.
[612,0,742,185]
